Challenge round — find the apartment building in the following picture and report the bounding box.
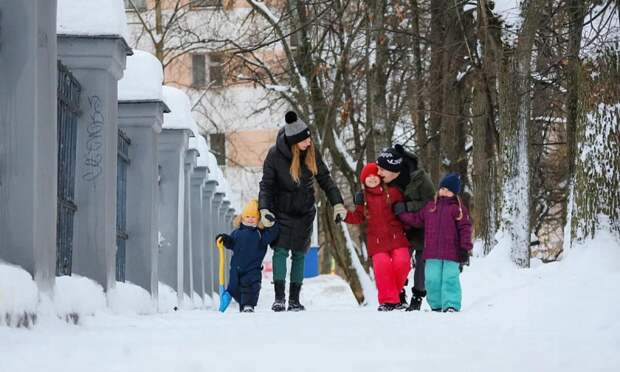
[124,0,287,204]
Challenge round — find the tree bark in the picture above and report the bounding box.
[472,0,501,255]
[498,0,545,268]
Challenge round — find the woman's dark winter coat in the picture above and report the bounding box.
[259,128,343,252]
[344,186,409,257]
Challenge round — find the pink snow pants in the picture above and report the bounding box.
[372,247,411,304]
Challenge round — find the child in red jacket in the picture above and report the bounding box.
[344,163,411,311]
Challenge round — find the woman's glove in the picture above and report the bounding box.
[260,209,276,227]
[333,203,347,223]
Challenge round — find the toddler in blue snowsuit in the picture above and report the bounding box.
[216,198,279,312]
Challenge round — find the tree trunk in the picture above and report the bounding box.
[372,0,390,151]
[319,195,366,304]
[498,0,545,268]
[409,0,429,167]
[472,0,501,255]
[571,48,620,241]
[439,3,468,181]
[428,0,445,183]
[562,0,588,249]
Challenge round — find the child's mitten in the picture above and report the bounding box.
[459,250,471,272]
[216,233,232,247]
[393,202,407,216]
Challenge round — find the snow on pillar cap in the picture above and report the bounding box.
[118,51,164,102]
[57,0,129,42]
[162,86,197,133]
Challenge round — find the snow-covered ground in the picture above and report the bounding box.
[1,235,619,372]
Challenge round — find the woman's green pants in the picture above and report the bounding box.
[272,247,305,284]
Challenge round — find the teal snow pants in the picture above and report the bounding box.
[425,259,462,311]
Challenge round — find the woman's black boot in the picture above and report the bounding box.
[287,282,306,311]
[272,280,286,312]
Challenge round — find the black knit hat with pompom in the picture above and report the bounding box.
[284,111,311,145]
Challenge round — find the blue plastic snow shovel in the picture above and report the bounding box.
[216,238,232,312]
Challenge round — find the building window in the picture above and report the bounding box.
[209,54,224,87]
[210,133,226,166]
[124,0,147,11]
[190,0,222,9]
[192,54,206,88]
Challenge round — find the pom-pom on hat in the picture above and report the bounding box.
[284,111,311,145]
[360,163,379,185]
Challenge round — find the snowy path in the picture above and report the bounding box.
[2,244,620,372]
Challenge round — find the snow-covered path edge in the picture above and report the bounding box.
[1,233,619,372]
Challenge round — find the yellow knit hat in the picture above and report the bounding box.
[241,198,260,219]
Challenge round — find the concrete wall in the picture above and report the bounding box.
[0,0,58,293]
[158,129,190,305]
[182,150,197,298]
[119,101,167,297]
[190,167,207,303]
[209,193,224,297]
[57,35,130,291]
[202,181,217,299]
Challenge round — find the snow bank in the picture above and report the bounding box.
[162,86,198,132]
[563,226,620,274]
[0,262,38,325]
[340,224,378,307]
[202,293,213,309]
[118,50,163,102]
[300,274,359,309]
[192,292,204,309]
[57,0,129,41]
[107,282,155,315]
[3,249,620,371]
[53,275,107,317]
[157,282,179,313]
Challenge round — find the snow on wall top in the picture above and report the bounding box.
[118,51,163,102]
[57,0,129,40]
[189,135,211,168]
[163,86,197,132]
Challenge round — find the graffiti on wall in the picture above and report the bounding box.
[82,95,104,181]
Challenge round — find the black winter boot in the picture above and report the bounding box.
[406,288,426,311]
[287,282,306,312]
[396,289,408,310]
[377,303,398,312]
[272,280,286,312]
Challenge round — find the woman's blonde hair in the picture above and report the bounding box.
[290,140,318,183]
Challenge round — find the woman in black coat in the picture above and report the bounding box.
[259,111,346,312]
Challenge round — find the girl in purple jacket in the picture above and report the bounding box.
[396,173,473,312]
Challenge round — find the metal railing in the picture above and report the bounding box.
[56,61,81,276]
[116,130,131,282]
